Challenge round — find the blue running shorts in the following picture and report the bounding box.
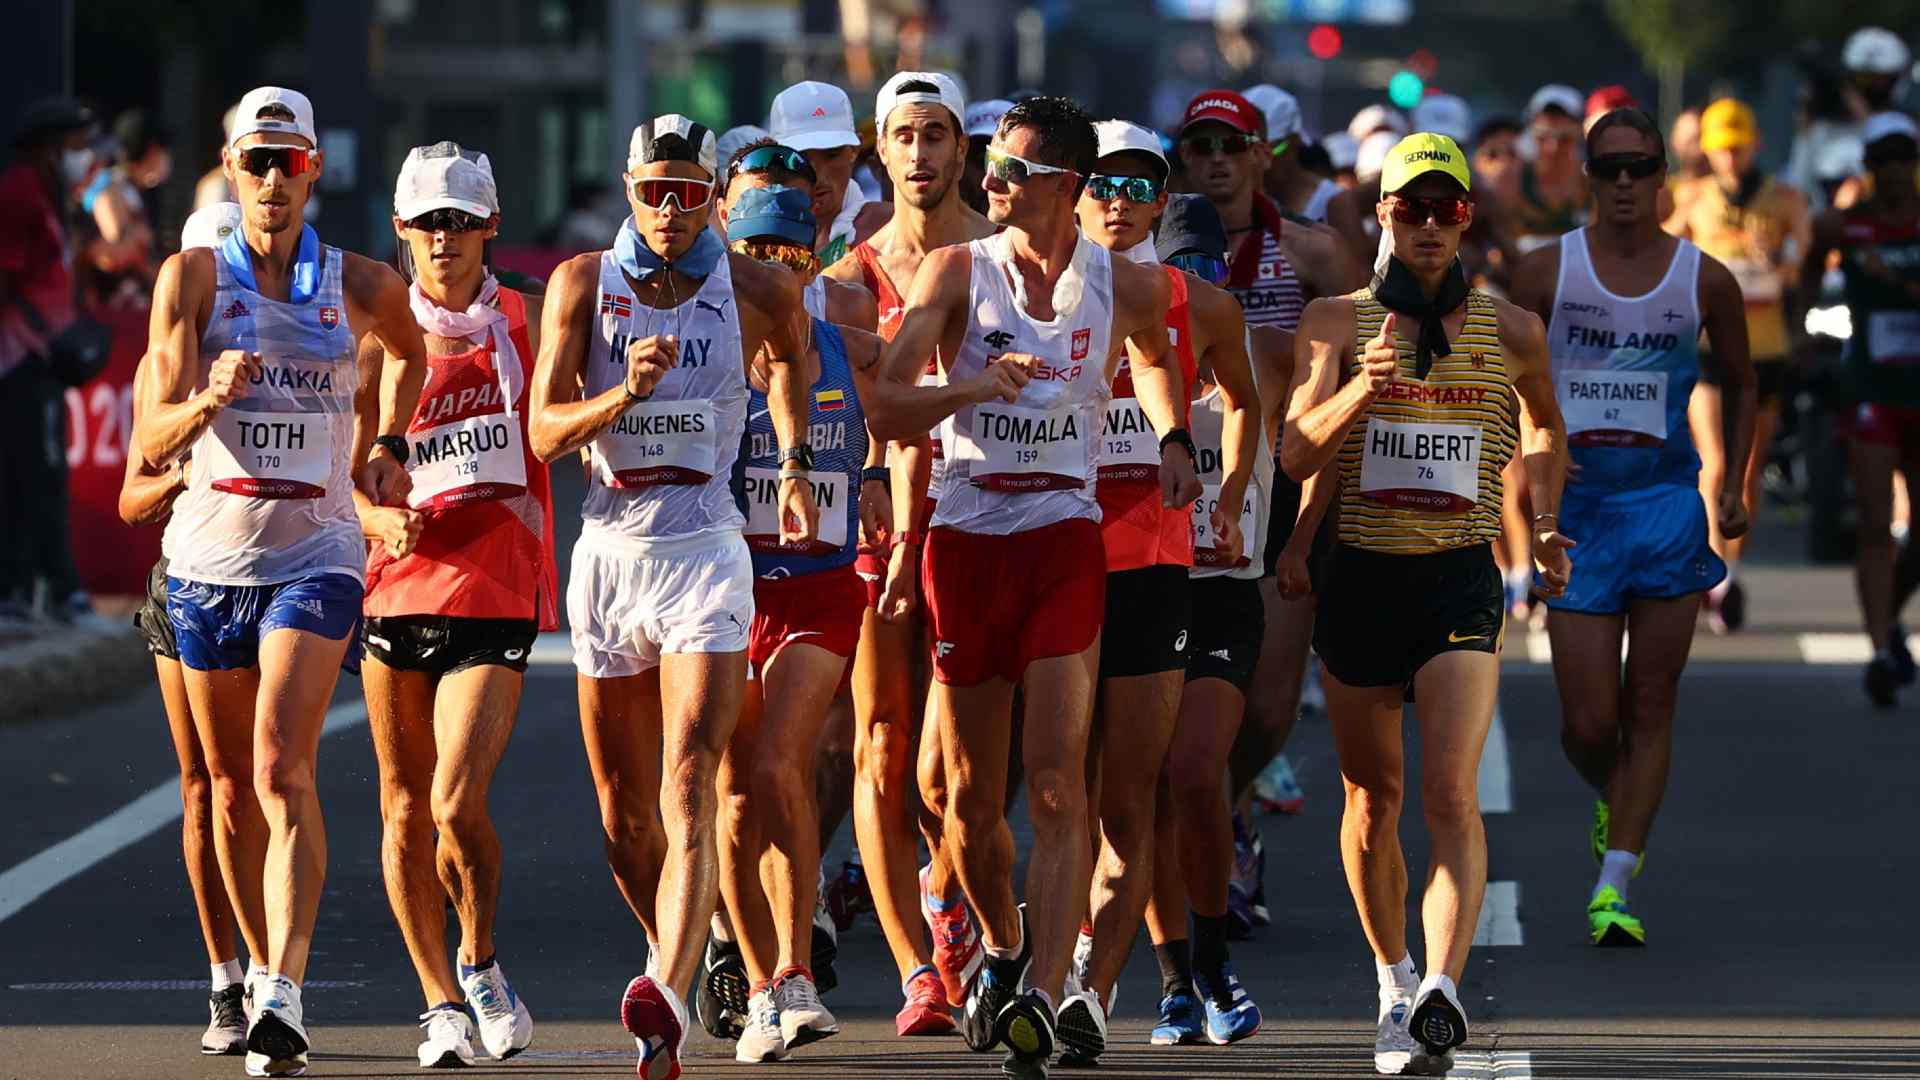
[1546,482,1726,616]
[166,572,365,672]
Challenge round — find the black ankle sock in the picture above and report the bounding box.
[1192,913,1229,985]
[1154,939,1193,999]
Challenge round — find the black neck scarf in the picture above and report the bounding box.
[1370,255,1469,379]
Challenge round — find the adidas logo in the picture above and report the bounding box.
[222,299,249,319]
[1210,648,1231,660]
[293,598,325,618]
[811,106,828,117]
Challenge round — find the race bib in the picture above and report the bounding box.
[1190,483,1259,568]
[742,467,852,554]
[1098,396,1161,482]
[594,398,717,487]
[959,402,1088,492]
[407,414,528,510]
[1558,369,1668,448]
[1358,418,1480,512]
[1725,257,1783,305]
[205,409,330,499]
[1868,311,1920,366]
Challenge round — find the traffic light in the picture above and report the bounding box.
[1388,70,1425,109]
[1307,25,1343,61]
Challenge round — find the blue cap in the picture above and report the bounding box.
[728,186,815,247]
[1155,193,1229,263]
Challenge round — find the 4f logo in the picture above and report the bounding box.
[983,330,1015,350]
[935,640,957,658]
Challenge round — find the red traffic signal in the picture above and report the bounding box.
[1307,24,1342,61]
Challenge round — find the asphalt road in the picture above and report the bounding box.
[3,499,1918,1077]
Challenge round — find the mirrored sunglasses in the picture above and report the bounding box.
[1085,173,1164,204]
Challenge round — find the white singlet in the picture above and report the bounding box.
[1189,333,1271,581]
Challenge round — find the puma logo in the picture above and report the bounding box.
[695,298,730,321]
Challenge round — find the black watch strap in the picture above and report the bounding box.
[374,434,410,466]
[861,466,891,487]
[1159,427,1198,463]
[780,445,815,471]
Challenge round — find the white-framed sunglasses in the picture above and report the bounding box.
[985,146,1076,185]
[626,174,716,212]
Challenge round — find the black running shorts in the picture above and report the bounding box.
[1313,543,1503,694]
[363,615,539,676]
[1185,575,1265,692]
[1098,565,1192,679]
[132,557,178,660]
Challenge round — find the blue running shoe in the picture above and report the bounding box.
[1149,992,1203,1046]
[1193,964,1261,1045]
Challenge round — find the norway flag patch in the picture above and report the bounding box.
[602,294,634,319]
[318,306,340,330]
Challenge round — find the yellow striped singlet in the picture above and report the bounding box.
[1337,289,1517,555]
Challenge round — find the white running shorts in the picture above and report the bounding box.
[567,531,755,678]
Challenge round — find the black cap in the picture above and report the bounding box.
[13,97,95,150]
[1156,193,1229,263]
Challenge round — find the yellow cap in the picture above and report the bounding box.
[1700,99,1756,152]
[1379,132,1471,195]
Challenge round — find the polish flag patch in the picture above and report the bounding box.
[1071,328,1091,360]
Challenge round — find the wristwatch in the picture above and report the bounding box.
[1159,427,1198,464]
[780,445,815,472]
[373,434,410,466]
[861,466,891,488]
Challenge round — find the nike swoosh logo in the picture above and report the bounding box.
[1447,631,1487,643]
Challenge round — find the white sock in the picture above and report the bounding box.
[211,959,243,992]
[1419,972,1459,1004]
[984,918,1026,962]
[246,961,269,989]
[1594,849,1638,900]
[1504,567,1531,592]
[710,911,733,943]
[1376,954,1417,994]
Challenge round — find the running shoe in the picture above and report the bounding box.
[1300,659,1326,715]
[1250,827,1271,927]
[1712,579,1746,634]
[962,907,1030,1052]
[416,1006,477,1069]
[922,863,984,1008]
[995,988,1056,1070]
[620,975,688,1080]
[1149,992,1203,1046]
[1589,801,1647,877]
[1373,986,1417,1075]
[696,936,748,1039]
[1407,975,1467,1074]
[1053,989,1106,1067]
[734,988,787,1063]
[1193,962,1261,1044]
[1588,885,1646,947]
[812,895,840,994]
[462,960,532,1059]
[202,984,248,1055]
[896,965,956,1036]
[1892,624,1917,686]
[1067,928,1092,998]
[825,858,873,932]
[1227,813,1261,938]
[1867,653,1899,708]
[1251,753,1306,815]
[773,969,839,1048]
[245,975,309,1078]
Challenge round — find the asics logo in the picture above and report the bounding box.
[1174,630,1188,651]
[503,648,526,661]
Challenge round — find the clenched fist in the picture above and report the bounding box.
[204,349,261,410]
[626,335,680,399]
[971,352,1036,404]
[1359,313,1401,396]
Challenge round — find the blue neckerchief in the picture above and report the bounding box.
[614,215,723,283]
[221,223,322,304]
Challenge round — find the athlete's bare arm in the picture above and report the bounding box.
[1801,210,1848,307]
[850,326,1029,442]
[1110,257,1201,508]
[528,253,636,462]
[733,251,818,543]
[348,334,424,555]
[1698,254,1757,540]
[1281,296,1371,482]
[877,246,971,405]
[1494,298,1572,595]
[344,253,429,504]
[1187,280,1258,540]
[826,278,879,335]
[1508,243,1564,325]
[118,357,189,526]
[135,248,252,470]
[1282,219,1368,300]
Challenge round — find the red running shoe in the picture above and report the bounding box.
[620,975,686,1080]
[918,863,982,1008]
[896,965,957,1036]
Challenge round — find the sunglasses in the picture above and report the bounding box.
[984,147,1075,186]
[728,144,817,186]
[1085,173,1164,204]
[1167,252,1229,286]
[1584,154,1665,183]
[629,175,715,212]
[405,208,490,234]
[235,145,314,179]
[730,239,821,278]
[1387,195,1472,227]
[1181,133,1255,157]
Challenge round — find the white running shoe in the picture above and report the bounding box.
[1407,974,1467,1075]
[1373,986,1418,1075]
[773,971,839,1048]
[245,975,309,1078]
[734,988,788,1063]
[1066,930,1093,997]
[203,985,248,1055]
[1054,988,1108,1067]
[416,1007,477,1069]
[461,961,533,1059]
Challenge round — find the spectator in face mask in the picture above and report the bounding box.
[82,110,172,287]
[0,97,100,625]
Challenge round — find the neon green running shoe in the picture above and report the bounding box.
[1587,886,1645,947]
[1590,801,1645,877]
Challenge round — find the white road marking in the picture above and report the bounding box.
[1473,881,1523,946]
[1447,1051,1534,1078]
[531,630,573,667]
[0,701,366,926]
[8,979,365,991]
[1793,632,1920,664]
[1478,707,1512,814]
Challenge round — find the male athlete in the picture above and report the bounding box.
[1508,85,1590,254]
[1285,133,1570,1075]
[1244,84,1341,222]
[769,81,872,266]
[527,113,817,1080]
[877,95,1198,1078]
[357,144,558,1066]
[136,86,428,1078]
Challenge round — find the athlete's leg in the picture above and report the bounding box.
[1167,677,1244,940]
[1605,596,1699,854]
[750,645,848,972]
[1547,610,1628,793]
[1691,382,1728,555]
[579,673,666,945]
[1083,669,1182,1000]
[184,666,270,967]
[159,655,242,968]
[653,650,749,995]
[1230,585,1312,800]
[1142,763,1186,949]
[1016,645,1100,1000]
[1852,437,1900,652]
[1408,651,1498,984]
[1725,400,1779,570]
[252,626,352,983]
[918,688,958,901]
[363,657,464,1008]
[718,678,778,982]
[815,697,856,856]
[430,664,523,967]
[936,676,1019,948]
[1326,673,1411,966]
[852,610,934,979]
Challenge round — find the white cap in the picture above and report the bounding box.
[1243,84,1303,142]
[1527,84,1584,121]
[877,71,966,135]
[1412,94,1472,144]
[1322,131,1359,171]
[1356,130,1400,183]
[1844,27,1912,75]
[1093,119,1169,180]
[1863,111,1920,147]
[716,124,768,177]
[628,114,717,176]
[966,98,1014,138]
[394,141,498,220]
[228,87,316,148]
[769,81,859,152]
[181,202,242,250]
[1348,104,1408,142]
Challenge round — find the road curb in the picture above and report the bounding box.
[0,623,152,723]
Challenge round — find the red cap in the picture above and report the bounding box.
[1585,84,1638,119]
[1181,89,1262,136]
